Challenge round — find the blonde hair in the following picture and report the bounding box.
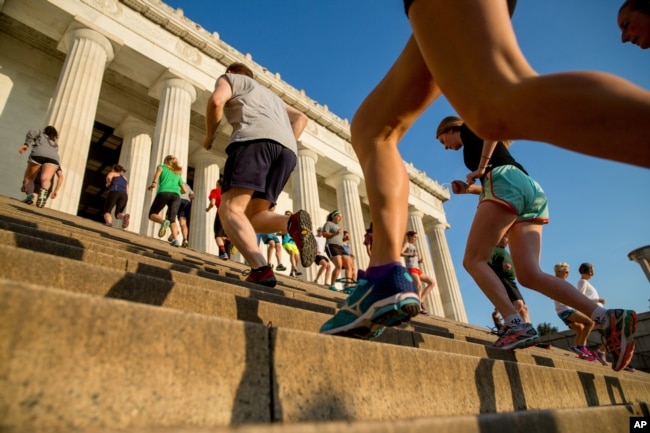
[163,155,182,175]
[554,262,570,275]
[436,115,512,148]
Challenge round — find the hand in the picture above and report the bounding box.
[18,144,28,155]
[466,168,485,186]
[50,192,58,199]
[205,207,210,212]
[202,135,213,150]
[147,184,155,191]
[451,180,471,194]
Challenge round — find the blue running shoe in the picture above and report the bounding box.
[319,266,420,339]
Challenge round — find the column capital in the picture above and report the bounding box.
[115,115,153,137]
[298,148,319,163]
[59,27,115,65]
[149,74,197,103]
[408,207,424,218]
[189,148,226,167]
[325,168,361,188]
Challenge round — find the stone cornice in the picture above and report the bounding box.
[119,0,351,141]
[405,162,450,202]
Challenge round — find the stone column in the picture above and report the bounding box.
[47,27,114,214]
[114,117,153,234]
[189,149,224,255]
[143,77,197,237]
[426,219,468,322]
[629,245,650,283]
[291,148,321,280]
[329,171,366,273]
[408,209,444,317]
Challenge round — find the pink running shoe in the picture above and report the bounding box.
[494,323,540,350]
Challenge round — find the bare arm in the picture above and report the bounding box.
[451,180,482,195]
[18,143,29,155]
[51,169,64,199]
[284,104,308,140]
[203,76,233,150]
[148,167,162,191]
[466,139,498,185]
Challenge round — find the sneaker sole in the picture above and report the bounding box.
[495,334,541,351]
[321,292,420,339]
[245,277,277,288]
[291,210,317,267]
[611,311,637,372]
[158,221,170,238]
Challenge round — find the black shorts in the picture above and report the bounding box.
[326,244,348,259]
[178,199,192,219]
[213,213,225,238]
[315,254,329,264]
[149,192,181,222]
[501,278,525,303]
[29,154,60,168]
[222,139,297,205]
[104,191,128,215]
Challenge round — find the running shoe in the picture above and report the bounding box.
[122,213,130,229]
[158,220,170,237]
[276,264,287,271]
[287,210,317,267]
[493,323,540,350]
[602,309,636,372]
[219,252,229,260]
[592,348,608,366]
[328,285,338,291]
[319,266,420,339]
[420,306,429,316]
[244,266,277,288]
[36,188,49,208]
[576,346,595,359]
[170,239,181,247]
[182,239,189,248]
[22,194,34,205]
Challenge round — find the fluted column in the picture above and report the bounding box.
[330,171,366,272]
[189,149,224,254]
[144,77,197,237]
[426,219,468,322]
[292,148,321,280]
[408,209,444,317]
[47,27,114,214]
[114,117,153,234]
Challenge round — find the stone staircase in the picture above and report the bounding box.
[1,194,649,433]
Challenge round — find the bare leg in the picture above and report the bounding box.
[511,300,530,324]
[508,223,598,316]
[219,188,267,269]
[409,0,650,167]
[22,162,41,195]
[350,36,441,269]
[39,164,57,191]
[463,202,518,317]
[567,313,595,347]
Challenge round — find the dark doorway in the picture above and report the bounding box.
[77,121,123,222]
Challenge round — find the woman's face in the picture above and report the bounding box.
[556,269,570,280]
[618,6,650,49]
[333,213,343,223]
[438,130,463,151]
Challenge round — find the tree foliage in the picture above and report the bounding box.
[537,322,558,336]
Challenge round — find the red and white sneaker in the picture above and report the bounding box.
[603,309,636,372]
[494,323,540,350]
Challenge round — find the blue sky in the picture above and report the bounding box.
[164,1,650,331]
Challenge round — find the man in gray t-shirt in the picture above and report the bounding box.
[202,62,315,288]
